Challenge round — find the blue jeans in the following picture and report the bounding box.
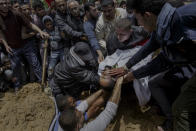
[9,40,42,87]
[48,49,64,78]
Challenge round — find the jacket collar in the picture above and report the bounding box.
[70,46,86,66]
[156,3,176,42]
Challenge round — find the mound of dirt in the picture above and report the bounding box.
[0,83,55,131]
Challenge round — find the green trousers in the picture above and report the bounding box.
[172,73,196,131]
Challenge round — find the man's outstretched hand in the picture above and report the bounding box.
[123,72,135,83]
[107,67,128,78]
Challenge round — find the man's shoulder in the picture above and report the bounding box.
[84,20,94,29]
[115,8,127,17]
[96,13,104,27]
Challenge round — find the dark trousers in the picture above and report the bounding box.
[149,71,185,119]
[9,41,42,87]
[172,73,196,131]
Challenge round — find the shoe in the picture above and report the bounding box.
[157,119,173,131]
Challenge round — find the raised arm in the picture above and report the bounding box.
[109,77,123,105]
[0,30,13,55]
[85,89,103,107]
[30,23,49,39]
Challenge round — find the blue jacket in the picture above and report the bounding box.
[83,19,101,52]
[125,2,196,79]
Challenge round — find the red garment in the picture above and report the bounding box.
[1,10,31,49]
[137,39,149,46]
[45,0,54,6]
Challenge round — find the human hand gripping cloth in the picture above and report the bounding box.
[98,48,152,106]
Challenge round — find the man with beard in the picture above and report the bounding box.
[54,0,86,48]
[67,0,84,34]
[50,42,115,99]
[0,0,49,90]
[33,1,46,30]
[83,2,104,64]
[109,0,196,130]
[95,0,127,55]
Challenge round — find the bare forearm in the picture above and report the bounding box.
[109,77,123,105]
[30,23,42,33]
[109,85,121,105]
[86,89,103,107]
[0,30,8,47]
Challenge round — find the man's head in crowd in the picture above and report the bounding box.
[42,15,54,31]
[59,108,84,131]
[0,0,9,17]
[55,0,67,14]
[12,1,20,12]
[56,94,76,112]
[33,1,45,18]
[68,0,80,17]
[74,42,98,68]
[127,0,166,32]
[101,0,115,21]
[84,2,99,20]
[119,1,126,9]
[95,0,101,10]
[115,18,133,43]
[7,0,11,8]
[21,4,31,16]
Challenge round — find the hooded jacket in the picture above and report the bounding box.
[42,15,64,51]
[53,44,100,98]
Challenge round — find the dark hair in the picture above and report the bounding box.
[101,0,114,7]
[119,1,126,7]
[84,2,95,13]
[115,18,132,30]
[11,1,19,6]
[59,109,77,131]
[127,0,166,15]
[44,19,52,25]
[56,94,73,112]
[33,1,44,10]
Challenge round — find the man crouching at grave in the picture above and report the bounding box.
[50,42,115,99]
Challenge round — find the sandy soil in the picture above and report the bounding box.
[0,83,55,131]
[0,83,164,131]
[106,87,165,131]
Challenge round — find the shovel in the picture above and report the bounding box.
[41,39,48,89]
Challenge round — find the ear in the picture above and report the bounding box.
[144,12,152,18]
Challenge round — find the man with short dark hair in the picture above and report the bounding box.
[33,1,46,30]
[109,0,196,130]
[12,1,20,12]
[0,0,49,90]
[59,77,124,131]
[95,0,127,54]
[83,2,104,64]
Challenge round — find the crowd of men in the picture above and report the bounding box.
[0,0,196,131]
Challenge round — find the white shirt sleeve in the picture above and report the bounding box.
[76,100,88,113]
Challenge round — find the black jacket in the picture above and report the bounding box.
[53,46,100,98]
[54,11,84,47]
[106,26,149,55]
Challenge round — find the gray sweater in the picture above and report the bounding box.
[58,101,118,131]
